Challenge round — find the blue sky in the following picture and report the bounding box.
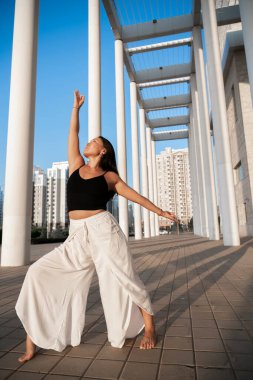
[0,0,188,190]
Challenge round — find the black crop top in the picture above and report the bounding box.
[67,166,116,212]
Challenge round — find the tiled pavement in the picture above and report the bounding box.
[1,233,253,380]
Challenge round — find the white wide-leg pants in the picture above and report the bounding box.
[15,211,154,351]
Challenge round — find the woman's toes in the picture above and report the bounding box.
[18,352,35,362]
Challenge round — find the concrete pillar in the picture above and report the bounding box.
[146,127,155,236]
[201,0,240,246]
[88,0,101,140]
[188,106,201,236]
[151,140,160,235]
[139,109,150,238]
[191,75,209,237]
[115,39,128,239]
[130,82,142,239]
[239,0,253,104]
[192,26,219,240]
[1,0,39,266]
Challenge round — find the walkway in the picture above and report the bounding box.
[0,233,253,380]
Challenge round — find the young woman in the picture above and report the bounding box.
[16,90,178,362]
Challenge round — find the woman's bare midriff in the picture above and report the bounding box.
[68,209,106,220]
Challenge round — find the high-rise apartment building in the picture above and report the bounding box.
[46,161,69,232]
[32,166,47,227]
[156,147,192,226]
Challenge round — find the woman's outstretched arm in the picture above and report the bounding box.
[112,173,179,222]
[68,90,85,169]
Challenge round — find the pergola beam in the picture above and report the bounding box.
[136,63,192,84]
[127,37,192,55]
[152,129,189,141]
[149,115,190,128]
[138,77,190,89]
[121,5,240,42]
[143,94,191,111]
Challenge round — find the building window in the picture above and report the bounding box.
[234,160,244,184]
[231,85,238,121]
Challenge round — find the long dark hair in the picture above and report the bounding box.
[99,136,119,175]
[99,136,119,198]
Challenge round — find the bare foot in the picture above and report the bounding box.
[18,351,36,363]
[18,335,36,362]
[140,327,157,349]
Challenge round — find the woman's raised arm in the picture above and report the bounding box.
[68,90,85,170]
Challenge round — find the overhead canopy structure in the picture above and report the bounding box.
[101,0,244,143]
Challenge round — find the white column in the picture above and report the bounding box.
[115,39,128,239]
[151,139,160,235]
[130,82,142,239]
[146,127,155,236]
[139,108,150,238]
[188,106,201,236]
[201,0,240,246]
[1,0,39,266]
[191,75,209,237]
[192,26,219,240]
[88,0,101,140]
[239,0,253,104]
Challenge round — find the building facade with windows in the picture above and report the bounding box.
[156,147,192,227]
[46,161,69,234]
[32,166,47,227]
[220,27,253,237]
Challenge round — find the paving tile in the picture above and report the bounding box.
[119,362,158,380]
[191,319,217,328]
[161,349,194,366]
[81,332,108,345]
[163,336,193,350]
[191,305,212,312]
[84,359,124,379]
[191,312,214,320]
[214,312,239,320]
[8,371,45,379]
[0,369,14,380]
[0,318,10,326]
[0,352,24,370]
[223,339,253,353]
[192,327,220,339]
[167,317,191,327]
[0,327,17,338]
[7,329,28,339]
[158,364,196,380]
[44,375,80,380]
[228,353,253,371]
[195,351,231,368]
[51,357,91,376]
[194,338,225,352]
[0,338,24,352]
[219,328,251,340]
[97,345,131,361]
[38,346,72,356]
[216,319,244,329]
[235,370,253,380]
[165,326,192,337]
[18,354,62,373]
[196,367,236,380]
[1,319,22,328]
[67,344,102,358]
[128,347,161,363]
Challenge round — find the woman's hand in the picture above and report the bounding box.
[161,210,179,223]
[73,90,85,109]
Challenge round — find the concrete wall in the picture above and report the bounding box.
[224,49,253,237]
